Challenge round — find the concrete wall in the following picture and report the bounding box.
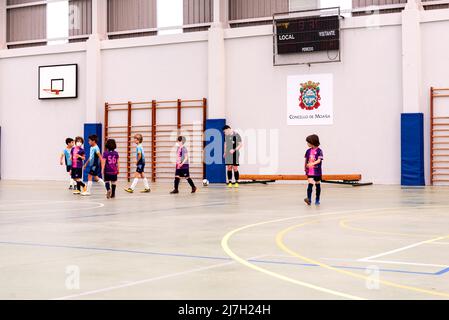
[0,50,86,180]
[102,40,208,104]
[421,18,449,184]
[0,8,449,183]
[225,24,403,184]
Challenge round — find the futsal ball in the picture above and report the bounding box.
[202,179,209,186]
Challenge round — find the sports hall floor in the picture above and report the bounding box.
[0,180,448,300]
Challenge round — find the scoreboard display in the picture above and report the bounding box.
[276,15,340,54]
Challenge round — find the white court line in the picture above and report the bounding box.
[322,257,448,268]
[358,236,447,262]
[362,259,448,268]
[0,202,105,214]
[52,254,266,300]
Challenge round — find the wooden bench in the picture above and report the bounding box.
[239,174,372,187]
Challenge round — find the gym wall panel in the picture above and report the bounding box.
[229,0,289,20]
[401,113,425,186]
[0,52,86,180]
[7,2,47,48]
[421,20,449,185]
[101,41,208,105]
[225,25,403,185]
[107,0,157,39]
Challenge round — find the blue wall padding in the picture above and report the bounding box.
[205,119,226,183]
[401,113,425,186]
[83,123,103,182]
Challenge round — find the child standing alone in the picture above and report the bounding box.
[170,136,197,194]
[125,134,151,193]
[304,134,323,206]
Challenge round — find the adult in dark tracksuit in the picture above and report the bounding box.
[223,125,243,188]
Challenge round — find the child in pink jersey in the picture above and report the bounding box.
[170,136,197,194]
[304,134,323,206]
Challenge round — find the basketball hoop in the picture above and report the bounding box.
[43,89,61,95]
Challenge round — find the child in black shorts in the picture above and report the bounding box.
[60,137,75,189]
[71,136,87,194]
[304,134,324,206]
[170,136,197,194]
[102,139,119,199]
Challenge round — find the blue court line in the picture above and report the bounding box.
[435,267,449,275]
[0,240,447,276]
[245,259,448,276]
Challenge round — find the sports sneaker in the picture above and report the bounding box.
[170,189,179,194]
[304,198,312,206]
[107,190,112,199]
[81,191,91,196]
[73,190,81,195]
[124,188,134,193]
[191,186,197,193]
[140,189,151,193]
[227,183,233,188]
[315,200,321,205]
[233,183,239,188]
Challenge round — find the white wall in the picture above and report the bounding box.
[225,25,403,184]
[0,51,86,180]
[421,19,449,184]
[0,9,449,183]
[102,40,208,104]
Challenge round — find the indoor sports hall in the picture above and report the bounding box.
[0,0,448,300]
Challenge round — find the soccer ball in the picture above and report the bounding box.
[202,179,209,186]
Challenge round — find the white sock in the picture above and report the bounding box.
[143,178,149,190]
[87,181,93,193]
[97,178,106,188]
[130,178,139,190]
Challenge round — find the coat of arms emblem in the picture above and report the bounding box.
[299,81,321,110]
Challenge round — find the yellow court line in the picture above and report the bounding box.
[276,223,449,299]
[221,219,365,300]
[221,205,449,300]
[220,206,416,300]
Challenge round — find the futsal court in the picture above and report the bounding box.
[1,0,449,303]
[0,181,447,300]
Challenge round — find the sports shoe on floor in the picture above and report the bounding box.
[233,183,239,188]
[124,188,134,193]
[191,186,197,193]
[170,189,179,194]
[107,190,112,199]
[81,191,91,196]
[315,200,320,205]
[73,190,81,195]
[140,189,151,193]
[227,183,233,188]
[304,198,312,206]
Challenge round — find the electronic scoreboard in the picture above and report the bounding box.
[276,15,340,54]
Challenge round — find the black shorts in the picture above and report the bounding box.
[175,168,190,178]
[307,175,322,182]
[104,174,118,182]
[136,162,145,173]
[71,168,83,179]
[88,165,101,177]
[225,151,240,166]
[66,165,72,173]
